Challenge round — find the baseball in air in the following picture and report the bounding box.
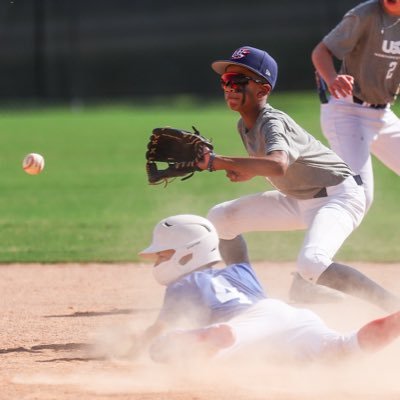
[22,153,45,175]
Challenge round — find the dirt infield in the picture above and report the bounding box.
[1,262,400,400]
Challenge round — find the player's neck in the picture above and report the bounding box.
[240,104,266,130]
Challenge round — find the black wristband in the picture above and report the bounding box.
[207,152,216,172]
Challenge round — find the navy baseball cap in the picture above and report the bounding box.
[212,46,278,89]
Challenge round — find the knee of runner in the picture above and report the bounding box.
[297,247,332,282]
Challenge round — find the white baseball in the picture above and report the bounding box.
[22,153,45,175]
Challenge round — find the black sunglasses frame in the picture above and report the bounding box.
[220,73,267,89]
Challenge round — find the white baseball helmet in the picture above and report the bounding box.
[139,214,221,285]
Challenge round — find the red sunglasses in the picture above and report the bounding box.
[220,72,267,90]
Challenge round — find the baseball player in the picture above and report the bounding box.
[312,0,400,212]
[194,45,400,312]
[131,214,400,364]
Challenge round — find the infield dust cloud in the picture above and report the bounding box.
[13,317,400,399]
[13,348,400,399]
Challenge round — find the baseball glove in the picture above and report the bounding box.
[145,126,213,185]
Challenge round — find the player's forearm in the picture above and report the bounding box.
[212,154,287,177]
[311,42,338,86]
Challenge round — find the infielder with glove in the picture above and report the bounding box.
[312,0,400,212]
[194,45,399,312]
[130,214,400,364]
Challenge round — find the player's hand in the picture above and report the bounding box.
[226,170,254,182]
[197,147,212,170]
[327,74,354,98]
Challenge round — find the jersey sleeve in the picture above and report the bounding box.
[322,13,365,60]
[261,119,299,164]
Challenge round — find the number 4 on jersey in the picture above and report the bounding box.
[211,276,252,305]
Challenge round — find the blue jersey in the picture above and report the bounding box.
[157,263,266,327]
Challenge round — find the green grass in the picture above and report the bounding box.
[0,93,398,262]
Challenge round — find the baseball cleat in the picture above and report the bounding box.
[289,272,346,304]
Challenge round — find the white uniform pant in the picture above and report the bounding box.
[207,175,365,281]
[321,96,400,211]
[220,298,360,361]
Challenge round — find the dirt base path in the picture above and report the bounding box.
[1,262,400,400]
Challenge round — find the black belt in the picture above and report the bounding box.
[353,96,387,109]
[313,175,363,198]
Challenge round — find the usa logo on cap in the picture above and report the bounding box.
[231,48,250,59]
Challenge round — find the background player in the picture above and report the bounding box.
[312,0,400,212]
[131,214,400,364]
[195,45,399,312]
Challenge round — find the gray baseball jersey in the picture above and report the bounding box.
[238,105,352,200]
[323,0,400,104]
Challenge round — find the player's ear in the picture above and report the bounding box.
[257,84,271,98]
